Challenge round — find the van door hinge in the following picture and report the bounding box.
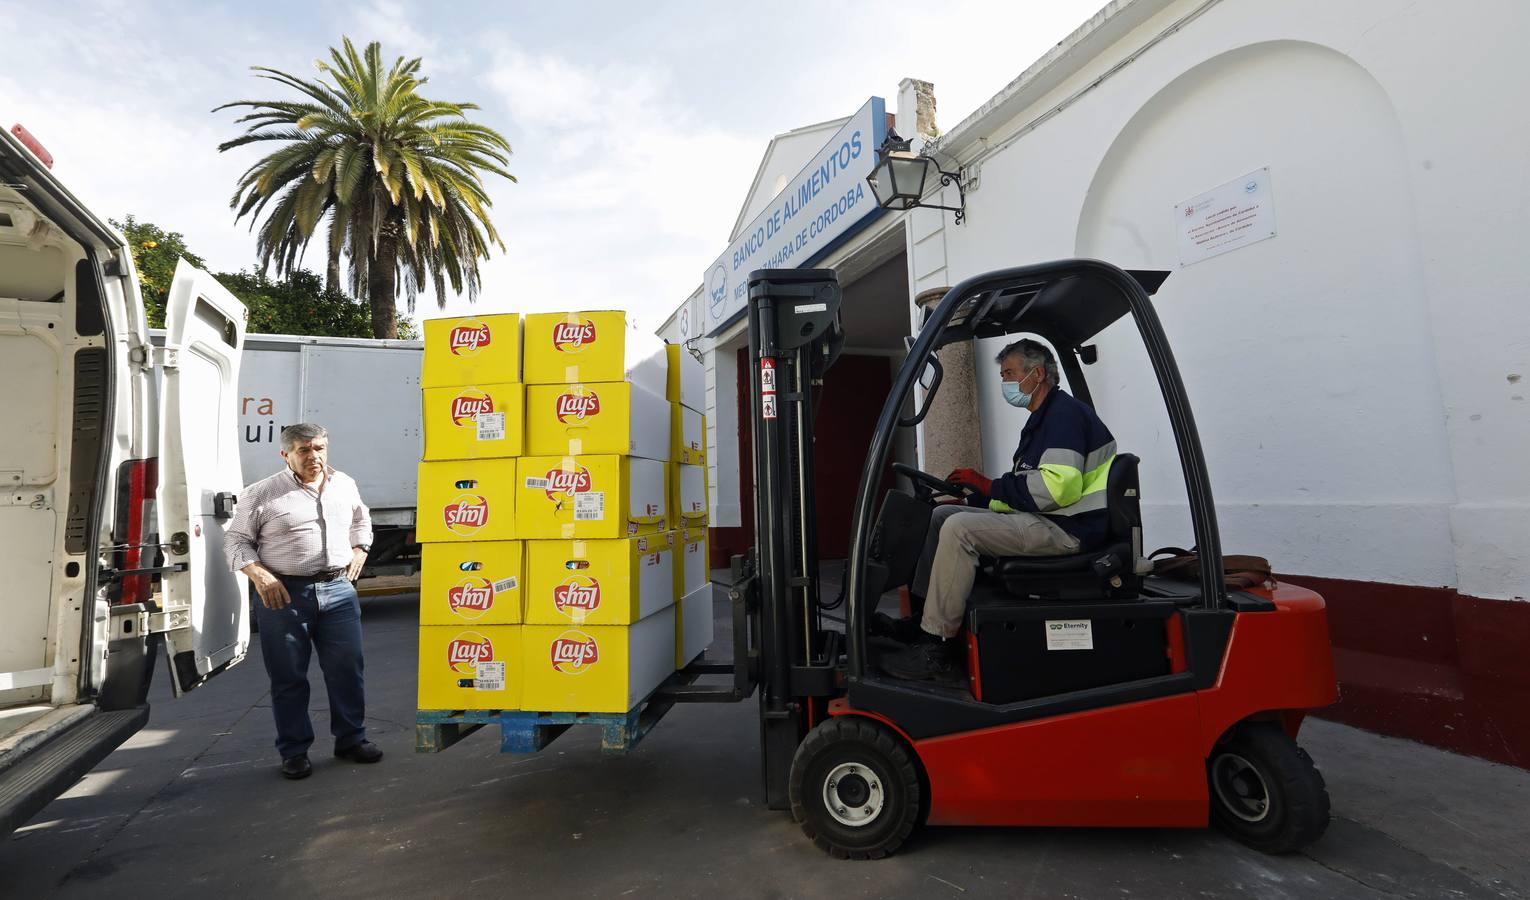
[109,600,191,639]
[153,347,180,369]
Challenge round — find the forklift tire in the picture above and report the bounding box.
[788,717,922,860]
[1207,722,1330,854]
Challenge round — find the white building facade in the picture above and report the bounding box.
[662,0,1530,766]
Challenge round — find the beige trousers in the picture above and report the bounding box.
[914,504,1081,638]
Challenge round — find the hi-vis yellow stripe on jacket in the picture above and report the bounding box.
[978,389,1116,549]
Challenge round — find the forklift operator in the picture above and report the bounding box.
[883,338,1118,682]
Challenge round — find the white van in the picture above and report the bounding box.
[0,125,248,837]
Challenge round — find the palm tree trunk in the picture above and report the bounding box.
[326,253,343,295]
[368,234,398,339]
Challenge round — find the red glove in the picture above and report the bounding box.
[947,468,992,496]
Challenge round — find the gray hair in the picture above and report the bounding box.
[996,339,1060,386]
[280,423,329,451]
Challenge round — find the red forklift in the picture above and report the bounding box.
[667,260,1338,859]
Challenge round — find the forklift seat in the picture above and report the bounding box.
[989,453,1147,601]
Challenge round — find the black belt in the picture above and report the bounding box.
[278,568,347,585]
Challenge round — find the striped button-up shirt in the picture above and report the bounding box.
[225,467,373,576]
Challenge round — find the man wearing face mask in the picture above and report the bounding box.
[882,339,1117,682]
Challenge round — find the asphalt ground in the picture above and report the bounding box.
[3,583,1528,899]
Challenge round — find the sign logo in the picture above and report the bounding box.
[555,389,601,423]
[550,630,600,674]
[447,631,493,675]
[450,389,494,426]
[447,578,495,618]
[552,576,601,617]
[552,319,597,352]
[449,321,492,356]
[707,265,727,321]
[544,466,592,500]
[444,494,489,535]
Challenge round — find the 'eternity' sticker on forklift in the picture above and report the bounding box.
[1045,619,1094,651]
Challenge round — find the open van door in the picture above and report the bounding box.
[157,260,250,695]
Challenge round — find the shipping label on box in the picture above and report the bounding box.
[420,541,523,625]
[525,532,673,626]
[676,582,713,669]
[670,463,708,528]
[422,314,521,388]
[666,343,704,411]
[520,607,676,713]
[418,625,522,710]
[523,311,667,396]
[673,526,710,599]
[422,382,525,461]
[672,404,706,466]
[525,382,669,460]
[515,454,667,540]
[416,458,518,543]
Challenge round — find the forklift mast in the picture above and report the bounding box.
[742,268,847,809]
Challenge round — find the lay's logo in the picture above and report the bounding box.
[444,494,489,535]
[450,389,494,426]
[552,319,597,352]
[555,390,601,423]
[553,576,601,617]
[447,578,494,618]
[449,321,492,356]
[550,631,599,674]
[544,466,592,500]
[447,631,493,675]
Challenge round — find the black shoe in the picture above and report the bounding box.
[280,754,312,780]
[870,612,923,645]
[880,637,962,683]
[334,740,383,764]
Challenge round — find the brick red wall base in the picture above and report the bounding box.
[1280,574,1530,769]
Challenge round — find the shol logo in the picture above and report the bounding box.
[447,631,493,675]
[449,321,492,356]
[544,466,592,500]
[447,578,495,618]
[550,631,599,674]
[450,389,494,426]
[555,390,601,423]
[444,494,489,535]
[552,319,597,352]
[553,576,601,617]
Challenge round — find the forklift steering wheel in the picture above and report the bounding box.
[892,462,973,503]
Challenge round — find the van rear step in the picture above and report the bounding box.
[0,706,148,838]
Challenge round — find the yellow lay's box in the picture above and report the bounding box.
[676,583,713,669]
[422,382,525,461]
[520,607,676,713]
[525,532,673,626]
[515,454,667,540]
[670,463,708,528]
[672,403,706,466]
[418,625,522,710]
[524,381,669,460]
[673,526,709,600]
[416,458,518,543]
[422,314,521,388]
[420,541,523,626]
[522,311,667,396]
[666,343,704,411]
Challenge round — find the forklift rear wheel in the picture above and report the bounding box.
[789,717,922,860]
[1208,722,1330,853]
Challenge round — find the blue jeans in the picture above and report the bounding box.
[254,577,367,760]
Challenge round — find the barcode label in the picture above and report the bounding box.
[525,477,550,489]
[573,491,605,521]
[474,661,505,691]
[492,576,518,594]
[476,412,506,441]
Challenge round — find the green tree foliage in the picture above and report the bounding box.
[112,216,206,327]
[216,38,514,338]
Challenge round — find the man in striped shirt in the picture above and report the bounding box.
[225,422,382,779]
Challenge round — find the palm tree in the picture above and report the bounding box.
[216,38,514,338]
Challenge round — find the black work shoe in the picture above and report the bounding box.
[280,754,312,780]
[870,612,923,644]
[334,740,384,764]
[880,638,962,683]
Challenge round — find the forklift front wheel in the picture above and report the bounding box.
[788,717,922,860]
[1207,722,1330,854]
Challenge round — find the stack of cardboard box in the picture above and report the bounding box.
[667,345,711,667]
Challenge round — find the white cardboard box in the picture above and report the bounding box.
[677,583,713,668]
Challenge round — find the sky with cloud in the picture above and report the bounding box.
[0,0,1100,330]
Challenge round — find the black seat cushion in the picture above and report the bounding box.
[993,541,1132,577]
